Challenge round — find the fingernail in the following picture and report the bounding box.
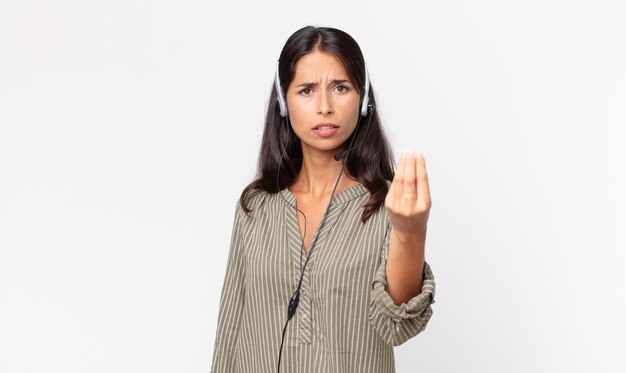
[402,149,417,159]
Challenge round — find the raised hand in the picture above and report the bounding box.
[385,149,431,236]
[383,149,432,304]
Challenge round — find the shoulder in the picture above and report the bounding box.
[236,187,274,222]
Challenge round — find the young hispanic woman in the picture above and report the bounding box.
[211,25,436,373]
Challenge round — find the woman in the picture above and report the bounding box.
[211,26,436,373]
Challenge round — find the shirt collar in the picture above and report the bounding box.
[279,183,368,207]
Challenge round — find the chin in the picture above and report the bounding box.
[301,141,346,154]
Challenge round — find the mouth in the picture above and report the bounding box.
[312,123,338,130]
[311,123,339,137]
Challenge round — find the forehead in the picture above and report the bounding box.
[291,51,351,82]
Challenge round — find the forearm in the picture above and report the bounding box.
[385,226,426,305]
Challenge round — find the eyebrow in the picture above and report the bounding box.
[295,79,353,88]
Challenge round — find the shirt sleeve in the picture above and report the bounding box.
[211,202,246,372]
[369,221,436,346]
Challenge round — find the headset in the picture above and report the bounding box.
[274,60,371,118]
[274,59,374,373]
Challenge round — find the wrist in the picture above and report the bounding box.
[392,225,426,242]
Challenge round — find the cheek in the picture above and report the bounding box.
[340,101,361,125]
[288,112,309,136]
[285,100,310,127]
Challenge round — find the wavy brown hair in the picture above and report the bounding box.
[240,26,394,223]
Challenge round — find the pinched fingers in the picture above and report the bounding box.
[387,149,431,212]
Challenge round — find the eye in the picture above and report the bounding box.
[335,85,350,93]
[298,88,313,96]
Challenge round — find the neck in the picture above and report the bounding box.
[289,146,356,199]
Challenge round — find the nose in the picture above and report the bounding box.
[317,90,334,116]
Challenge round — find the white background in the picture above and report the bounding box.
[1,0,625,372]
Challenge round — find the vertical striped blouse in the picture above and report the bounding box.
[211,183,436,372]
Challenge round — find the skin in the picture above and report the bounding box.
[286,50,431,306]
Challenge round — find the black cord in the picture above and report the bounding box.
[276,166,344,373]
[277,315,290,373]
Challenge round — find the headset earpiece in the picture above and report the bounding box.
[360,65,370,117]
[275,61,288,117]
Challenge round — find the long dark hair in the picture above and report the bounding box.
[240,26,394,223]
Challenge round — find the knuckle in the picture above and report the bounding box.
[418,199,432,210]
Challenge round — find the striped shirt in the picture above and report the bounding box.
[211,183,436,372]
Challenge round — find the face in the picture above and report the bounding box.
[286,50,361,157]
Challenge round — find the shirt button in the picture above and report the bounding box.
[302,290,307,295]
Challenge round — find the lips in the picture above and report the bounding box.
[312,123,339,137]
[312,123,338,130]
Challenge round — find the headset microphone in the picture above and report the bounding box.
[333,150,349,162]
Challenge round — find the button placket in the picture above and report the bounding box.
[298,268,313,344]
